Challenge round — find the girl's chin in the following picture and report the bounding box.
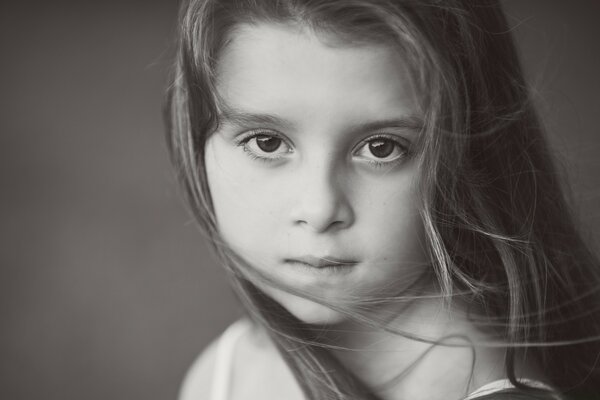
[266,287,349,326]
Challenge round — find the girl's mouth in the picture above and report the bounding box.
[284,255,358,269]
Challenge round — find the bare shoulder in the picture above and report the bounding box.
[178,319,303,400]
[178,335,219,400]
[178,319,255,400]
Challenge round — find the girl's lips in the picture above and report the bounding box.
[284,255,358,268]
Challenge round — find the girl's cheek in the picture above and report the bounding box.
[205,138,286,231]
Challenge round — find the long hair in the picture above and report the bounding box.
[164,1,600,399]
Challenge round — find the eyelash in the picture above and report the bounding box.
[234,130,410,167]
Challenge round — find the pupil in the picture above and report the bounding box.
[369,140,394,158]
[256,135,281,152]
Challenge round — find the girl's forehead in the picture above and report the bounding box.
[218,22,403,73]
[215,23,423,125]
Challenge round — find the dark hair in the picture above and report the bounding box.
[165,1,600,399]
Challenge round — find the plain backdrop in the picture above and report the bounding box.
[1,1,599,399]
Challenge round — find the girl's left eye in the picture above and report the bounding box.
[353,136,408,164]
[237,132,293,160]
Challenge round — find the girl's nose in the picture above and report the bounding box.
[289,163,355,234]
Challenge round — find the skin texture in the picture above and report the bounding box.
[206,23,430,325]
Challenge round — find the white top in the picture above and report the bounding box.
[206,320,558,400]
[463,379,559,399]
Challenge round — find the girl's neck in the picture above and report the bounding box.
[318,297,537,400]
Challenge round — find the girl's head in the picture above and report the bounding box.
[205,22,429,325]
[166,0,545,324]
[166,0,600,397]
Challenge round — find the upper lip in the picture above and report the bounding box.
[285,255,358,268]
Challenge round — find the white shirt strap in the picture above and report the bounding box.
[464,378,558,399]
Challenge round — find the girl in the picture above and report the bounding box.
[165,1,600,399]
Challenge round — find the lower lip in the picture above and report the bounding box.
[284,260,358,275]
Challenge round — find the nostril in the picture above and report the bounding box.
[293,216,349,234]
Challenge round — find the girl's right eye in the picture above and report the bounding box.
[236,131,293,161]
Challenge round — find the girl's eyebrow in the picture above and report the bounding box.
[218,106,294,130]
[350,116,424,136]
[218,105,424,135]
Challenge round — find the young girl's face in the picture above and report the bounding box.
[206,23,430,324]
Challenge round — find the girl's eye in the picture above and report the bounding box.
[237,132,293,160]
[354,136,408,164]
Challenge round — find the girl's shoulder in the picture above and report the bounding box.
[178,319,252,400]
[178,318,303,400]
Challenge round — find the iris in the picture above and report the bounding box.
[256,135,282,152]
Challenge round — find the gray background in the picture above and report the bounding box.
[1,1,598,399]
